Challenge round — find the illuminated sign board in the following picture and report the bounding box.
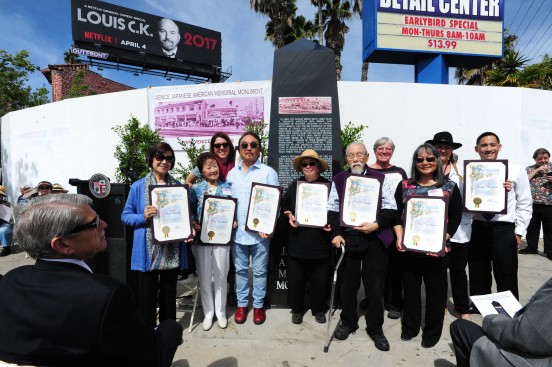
[71,0,222,75]
[363,0,504,67]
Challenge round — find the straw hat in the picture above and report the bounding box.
[52,183,69,193]
[0,186,6,197]
[292,149,329,173]
[22,187,39,199]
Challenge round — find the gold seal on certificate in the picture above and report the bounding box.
[464,160,508,214]
[199,196,237,245]
[294,181,331,228]
[245,182,283,236]
[340,174,383,228]
[149,185,193,243]
[402,196,448,256]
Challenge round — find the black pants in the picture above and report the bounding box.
[384,244,404,312]
[468,221,519,299]
[287,255,329,314]
[526,204,552,258]
[155,320,184,367]
[447,242,470,314]
[135,269,179,328]
[450,319,485,367]
[401,254,448,345]
[339,235,388,333]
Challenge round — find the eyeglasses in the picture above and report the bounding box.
[301,161,317,168]
[346,153,366,160]
[63,215,101,236]
[415,157,437,163]
[213,143,229,149]
[154,153,175,163]
[38,185,52,190]
[240,142,258,150]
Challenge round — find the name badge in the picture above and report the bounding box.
[222,187,232,196]
[427,188,443,197]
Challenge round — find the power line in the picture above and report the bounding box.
[517,0,547,41]
[522,6,552,59]
[510,0,535,35]
[506,1,524,31]
[529,31,552,61]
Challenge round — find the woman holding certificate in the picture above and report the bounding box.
[189,152,234,330]
[282,149,332,325]
[121,142,188,328]
[394,143,462,348]
[426,132,472,320]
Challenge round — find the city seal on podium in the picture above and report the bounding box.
[89,173,111,199]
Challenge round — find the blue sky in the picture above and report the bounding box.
[0,0,549,95]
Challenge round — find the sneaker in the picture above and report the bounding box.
[202,317,213,331]
[387,310,401,319]
[0,247,11,257]
[315,312,326,324]
[333,322,358,341]
[217,317,227,329]
[291,313,303,324]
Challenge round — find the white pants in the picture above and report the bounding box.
[192,245,230,319]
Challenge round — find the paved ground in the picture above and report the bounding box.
[1,241,550,367]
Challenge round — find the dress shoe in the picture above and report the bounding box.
[234,307,247,324]
[0,247,11,257]
[387,310,401,319]
[291,313,303,324]
[421,339,438,348]
[253,307,266,325]
[400,333,413,341]
[202,317,213,331]
[518,248,537,255]
[333,322,358,341]
[367,331,390,351]
[315,312,326,324]
[217,317,227,329]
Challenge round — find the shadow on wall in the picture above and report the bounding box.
[11,150,38,201]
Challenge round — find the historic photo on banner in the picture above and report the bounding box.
[245,183,283,236]
[340,174,383,228]
[294,181,331,228]
[402,196,448,256]
[199,196,237,245]
[149,185,193,243]
[464,160,508,214]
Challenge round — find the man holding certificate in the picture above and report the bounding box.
[327,141,397,351]
[468,132,532,303]
[226,132,279,325]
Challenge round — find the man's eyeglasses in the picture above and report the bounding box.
[415,157,437,163]
[154,153,175,163]
[301,161,317,168]
[213,143,229,149]
[240,142,258,150]
[62,215,101,236]
[346,153,366,160]
[38,185,52,190]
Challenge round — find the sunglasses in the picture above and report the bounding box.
[213,143,229,149]
[62,215,101,236]
[154,153,175,163]
[415,157,437,163]
[240,142,258,150]
[301,161,317,168]
[38,185,52,190]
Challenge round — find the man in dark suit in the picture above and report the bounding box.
[0,194,183,367]
[450,277,552,367]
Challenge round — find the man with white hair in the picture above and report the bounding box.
[0,194,182,366]
[327,142,397,351]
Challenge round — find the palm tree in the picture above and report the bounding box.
[310,0,324,44]
[322,0,352,80]
[486,50,530,87]
[64,49,81,64]
[250,0,297,49]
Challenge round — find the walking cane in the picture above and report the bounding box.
[324,244,345,352]
[188,282,200,333]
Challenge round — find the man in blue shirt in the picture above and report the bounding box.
[226,132,279,325]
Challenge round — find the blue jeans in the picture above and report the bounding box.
[0,221,13,247]
[232,240,270,308]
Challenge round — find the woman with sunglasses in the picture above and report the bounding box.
[186,132,236,185]
[121,142,188,328]
[426,132,472,321]
[281,150,332,325]
[393,143,462,349]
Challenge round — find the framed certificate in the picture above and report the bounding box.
[294,181,331,228]
[340,174,383,228]
[245,182,283,236]
[149,185,193,244]
[402,196,448,256]
[464,160,508,214]
[199,195,237,245]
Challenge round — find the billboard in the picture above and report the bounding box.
[363,0,504,67]
[71,0,222,77]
